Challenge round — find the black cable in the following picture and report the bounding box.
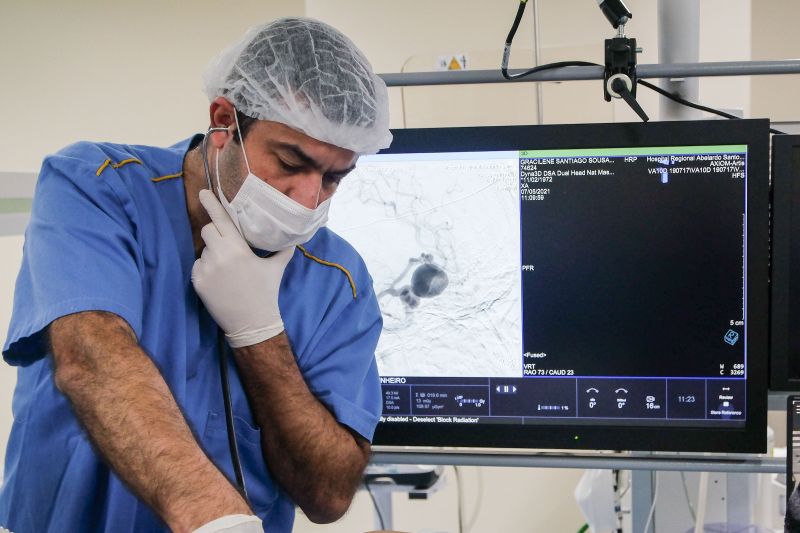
[502,1,597,80]
[613,469,623,533]
[364,481,386,530]
[503,60,602,81]
[501,4,785,133]
[638,79,786,134]
[504,0,528,47]
[638,78,739,119]
[218,327,248,500]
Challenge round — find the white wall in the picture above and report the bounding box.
[699,0,751,117]
[0,0,305,173]
[751,0,800,121]
[306,0,755,128]
[0,1,789,532]
[296,466,584,533]
[307,0,542,128]
[0,236,24,478]
[0,0,306,476]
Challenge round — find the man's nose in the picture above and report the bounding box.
[286,172,324,209]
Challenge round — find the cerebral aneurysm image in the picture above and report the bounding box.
[328,156,523,377]
[378,252,449,311]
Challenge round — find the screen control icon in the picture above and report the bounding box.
[455,395,486,408]
[644,395,662,410]
[615,388,628,409]
[724,329,740,346]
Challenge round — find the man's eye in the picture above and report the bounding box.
[279,160,303,173]
[323,174,344,187]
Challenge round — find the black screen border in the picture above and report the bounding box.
[770,135,800,390]
[786,395,800,504]
[371,119,770,453]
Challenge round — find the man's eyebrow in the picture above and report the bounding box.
[274,142,356,175]
[275,142,318,169]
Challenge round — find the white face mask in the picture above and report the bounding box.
[213,115,331,252]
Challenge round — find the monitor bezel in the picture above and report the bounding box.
[770,134,800,391]
[369,119,770,453]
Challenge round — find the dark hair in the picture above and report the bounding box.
[232,109,258,144]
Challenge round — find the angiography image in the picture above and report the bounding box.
[379,252,449,309]
[328,153,523,377]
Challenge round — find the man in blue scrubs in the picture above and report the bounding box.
[0,17,392,532]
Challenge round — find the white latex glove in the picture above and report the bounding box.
[191,514,263,533]
[192,189,294,348]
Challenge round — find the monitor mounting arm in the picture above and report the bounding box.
[600,0,649,122]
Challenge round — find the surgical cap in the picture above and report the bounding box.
[203,17,392,155]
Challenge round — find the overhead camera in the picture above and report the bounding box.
[597,0,633,30]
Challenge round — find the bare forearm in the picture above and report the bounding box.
[233,333,369,522]
[51,312,250,531]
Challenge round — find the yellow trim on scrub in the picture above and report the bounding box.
[95,158,142,176]
[296,244,357,299]
[95,160,111,176]
[112,158,142,169]
[151,172,183,183]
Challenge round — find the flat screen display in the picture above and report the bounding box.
[328,120,769,452]
[787,396,800,504]
[769,135,800,390]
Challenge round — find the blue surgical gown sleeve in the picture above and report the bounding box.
[296,278,383,442]
[3,143,143,366]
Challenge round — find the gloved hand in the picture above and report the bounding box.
[192,189,294,348]
[191,514,263,533]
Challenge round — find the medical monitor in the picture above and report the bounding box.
[328,119,770,453]
[770,134,800,390]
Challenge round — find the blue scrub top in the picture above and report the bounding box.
[0,136,383,533]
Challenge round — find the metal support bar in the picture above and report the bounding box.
[770,390,795,410]
[531,0,543,124]
[378,60,800,87]
[632,470,655,533]
[726,472,754,525]
[658,0,700,120]
[371,451,784,474]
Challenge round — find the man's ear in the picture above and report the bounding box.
[208,97,237,149]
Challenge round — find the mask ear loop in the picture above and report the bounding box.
[314,186,322,209]
[232,107,252,175]
[231,106,323,209]
[213,150,225,202]
[202,126,231,190]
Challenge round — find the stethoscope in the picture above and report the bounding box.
[202,126,249,502]
[201,120,323,504]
